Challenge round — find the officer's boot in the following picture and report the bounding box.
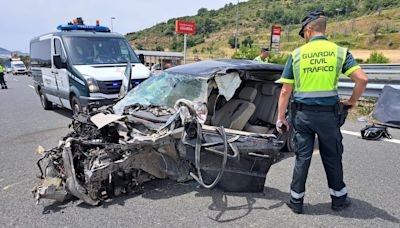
[331,194,351,211]
[286,197,304,214]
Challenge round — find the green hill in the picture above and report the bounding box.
[126,0,400,61]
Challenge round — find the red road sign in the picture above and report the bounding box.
[270,25,282,54]
[175,20,196,34]
[272,25,281,35]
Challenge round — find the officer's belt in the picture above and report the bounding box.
[291,102,336,112]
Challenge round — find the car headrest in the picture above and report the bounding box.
[261,84,276,96]
[239,87,257,102]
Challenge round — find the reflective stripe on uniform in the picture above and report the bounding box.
[344,65,361,76]
[334,47,346,89]
[280,78,295,84]
[291,190,305,199]
[294,90,338,98]
[292,48,301,90]
[330,187,348,197]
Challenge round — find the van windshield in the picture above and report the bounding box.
[13,64,26,68]
[64,37,140,65]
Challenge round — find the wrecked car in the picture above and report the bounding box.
[33,59,292,206]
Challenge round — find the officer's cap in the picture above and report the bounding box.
[299,10,325,38]
[261,47,269,52]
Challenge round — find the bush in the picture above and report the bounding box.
[355,58,365,64]
[231,46,258,60]
[366,52,389,63]
[268,53,290,65]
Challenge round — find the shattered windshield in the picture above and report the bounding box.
[113,72,208,114]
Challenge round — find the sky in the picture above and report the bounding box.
[1,0,240,52]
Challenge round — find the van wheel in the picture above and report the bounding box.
[39,90,53,110]
[71,96,82,115]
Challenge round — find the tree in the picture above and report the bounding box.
[136,43,144,50]
[155,45,164,51]
[228,35,239,49]
[370,22,381,40]
[197,8,208,16]
[241,36,254,48]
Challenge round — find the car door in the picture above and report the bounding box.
[52,37,70,108]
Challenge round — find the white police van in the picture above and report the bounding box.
[30,18,150,114]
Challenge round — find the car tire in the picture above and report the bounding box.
[71,96,82,115]
[39,90,53,110]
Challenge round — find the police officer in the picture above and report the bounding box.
[276,11,368,214]
[0,65,7,89]
[253,47,269,63]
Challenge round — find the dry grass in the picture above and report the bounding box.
[350,49,400,63]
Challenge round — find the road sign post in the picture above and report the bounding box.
[175,20,196,64]
[183,34,187,64]
[270,25,281,55]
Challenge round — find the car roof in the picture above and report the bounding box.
[165,59,284,79]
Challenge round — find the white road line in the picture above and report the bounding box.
[341,130,360,137]
[28,85,34,89]
[341,129,400,144]
[13,78,18,81]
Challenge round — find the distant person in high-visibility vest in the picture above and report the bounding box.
[276,10,368,214]
[0,65,8,89]
[253,47,269,63]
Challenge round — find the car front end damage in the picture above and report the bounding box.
[33,102,282,205]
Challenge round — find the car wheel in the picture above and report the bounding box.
[71,96,82,115]
[39,90,53,110]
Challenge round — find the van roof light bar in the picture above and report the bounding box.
[57,17,110,32]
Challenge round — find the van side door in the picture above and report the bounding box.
[32,37,60,105]
[53,37,71,109]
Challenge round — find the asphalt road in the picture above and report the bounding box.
[1,74,399,227]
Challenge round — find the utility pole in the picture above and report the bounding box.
[334,8,342,39]
[234,0,239,51]
[111,17,116,32]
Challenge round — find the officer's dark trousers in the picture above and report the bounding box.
[290,109,347,202]
[0,73,6,87]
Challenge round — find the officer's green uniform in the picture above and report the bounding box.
[253,56,268,63]
[0,65,7,89]
[280,36,360,205]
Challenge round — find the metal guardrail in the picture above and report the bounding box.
[338,64,400,97]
